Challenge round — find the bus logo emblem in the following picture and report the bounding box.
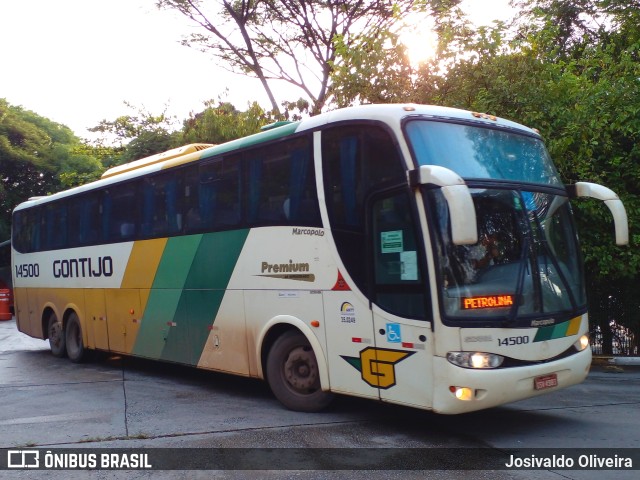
[7,450,39,468]
[341,347,414,389]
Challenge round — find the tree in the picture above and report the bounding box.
[156,0,424,115]
[330,27,417,107]
[89,102,182,163]
[181,100,272,144]
[510,0,605,60]
[0,99,104,239]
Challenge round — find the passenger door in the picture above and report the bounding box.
[369,190,434,409]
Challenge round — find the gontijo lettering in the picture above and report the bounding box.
[462,295,514,310]
[53,256,113,278]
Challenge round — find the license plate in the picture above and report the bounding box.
[534,373,558,390]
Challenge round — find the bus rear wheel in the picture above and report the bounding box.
[266,330,333,412]
[47,312,66,358]
[65,312,86,363]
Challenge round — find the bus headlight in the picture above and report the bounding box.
[447,352,504,369]
[574,334,589,351]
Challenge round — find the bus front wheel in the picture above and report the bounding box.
[266,330,333,412]
[47,312,66,358]
[65,312,86,363]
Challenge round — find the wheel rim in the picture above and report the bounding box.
[283,345,319,393]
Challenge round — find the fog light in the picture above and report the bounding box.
[574,334,589,351]
[447,352,504,369]
[449,386,474,401]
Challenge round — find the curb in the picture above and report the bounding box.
[592,355,640,372]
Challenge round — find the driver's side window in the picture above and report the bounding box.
[371,191,428,319]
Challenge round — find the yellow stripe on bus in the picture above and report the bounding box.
[566,316,582,337]
[121,239,168,290]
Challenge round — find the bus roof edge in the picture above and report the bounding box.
[101,143,215,179]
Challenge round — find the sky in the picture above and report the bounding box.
[0,0,514,140]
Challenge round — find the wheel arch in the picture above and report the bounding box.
[40,302,83,340]
[62,305,81,324]
[257,316,330,391]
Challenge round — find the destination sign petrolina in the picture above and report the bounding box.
[462,294,515,310]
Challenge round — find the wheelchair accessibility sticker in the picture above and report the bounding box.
[341,347,414,389]
[386,323,401,343]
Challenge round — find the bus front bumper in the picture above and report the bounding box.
[431,347,591,414]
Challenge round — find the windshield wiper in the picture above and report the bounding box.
[530,204,578,313]
[504,237,530,327]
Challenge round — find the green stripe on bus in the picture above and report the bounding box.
[153,235,203,289]
[132,229,249,364]
[132,235,202,359]
[160,229,249,364]
[133,289,184,359]
[533,319,571,342]
[183,230,249,289]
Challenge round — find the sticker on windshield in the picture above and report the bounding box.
[400,251,418,280]
[381,230,403,253]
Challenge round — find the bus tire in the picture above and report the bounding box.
[266,330,333,412]
[47,312,66,358]
[65,312,86,363]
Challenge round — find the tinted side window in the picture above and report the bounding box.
[42,202,67,250]
[184,156,241,234]
[322,124,406,230]
[245,136,320,227]
[372,191,427,319]
[12,209,41,253]
[141,171,183,238]
[103,183,138,242]
[12,135,323,252]
[322,124,406,292]
[68,192,101,247]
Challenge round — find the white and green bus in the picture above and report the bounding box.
[11,104,628,414]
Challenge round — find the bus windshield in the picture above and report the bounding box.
[427,188,586,323]
[405,120,563,186]
[405,119,586,324]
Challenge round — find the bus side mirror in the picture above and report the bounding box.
[567,182,629,246]
[410,165,478,245]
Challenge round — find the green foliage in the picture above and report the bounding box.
[0,99,104,239]
[89,102,182,163]
[330,29,417,107]
[181,100,272,144]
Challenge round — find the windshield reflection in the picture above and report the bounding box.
[405,120,563,186]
